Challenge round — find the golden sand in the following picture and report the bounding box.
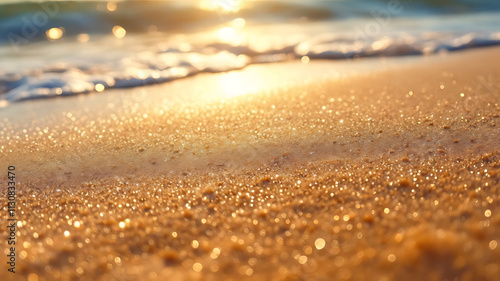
[1,48,499,281]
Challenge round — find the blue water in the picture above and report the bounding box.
[0,0,499,103]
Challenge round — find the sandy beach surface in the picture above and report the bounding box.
[1,47,499,281]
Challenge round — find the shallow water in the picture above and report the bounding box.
[0,0,499,103]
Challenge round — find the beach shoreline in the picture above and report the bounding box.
[1,47,499,280]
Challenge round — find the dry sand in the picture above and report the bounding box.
[1,47,499,281]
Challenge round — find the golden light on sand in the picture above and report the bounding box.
[191,240,200,249]
[216,70,263,99]
[46,27,63,40]
[298,255,307,264]
[27,273,39,281]
[388,254,397,263]
[112,25,126,38]
[490,240,498,251]
[314,238,326,250]
[77,33,90,43]
[217,27,238,43]
[193,262,203,272]
[200,0,242,12]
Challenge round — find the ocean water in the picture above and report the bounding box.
[0,0,499,104]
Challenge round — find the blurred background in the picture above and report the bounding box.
[0,0,499,103]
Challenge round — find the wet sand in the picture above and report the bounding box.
[1,47,499,281]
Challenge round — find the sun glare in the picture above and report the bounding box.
[216,18,246,44]
[217,71,263,99]
[200,0,242,12]
[217,27,237,42]
[112,25,126,39]
[46,27,64,40]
